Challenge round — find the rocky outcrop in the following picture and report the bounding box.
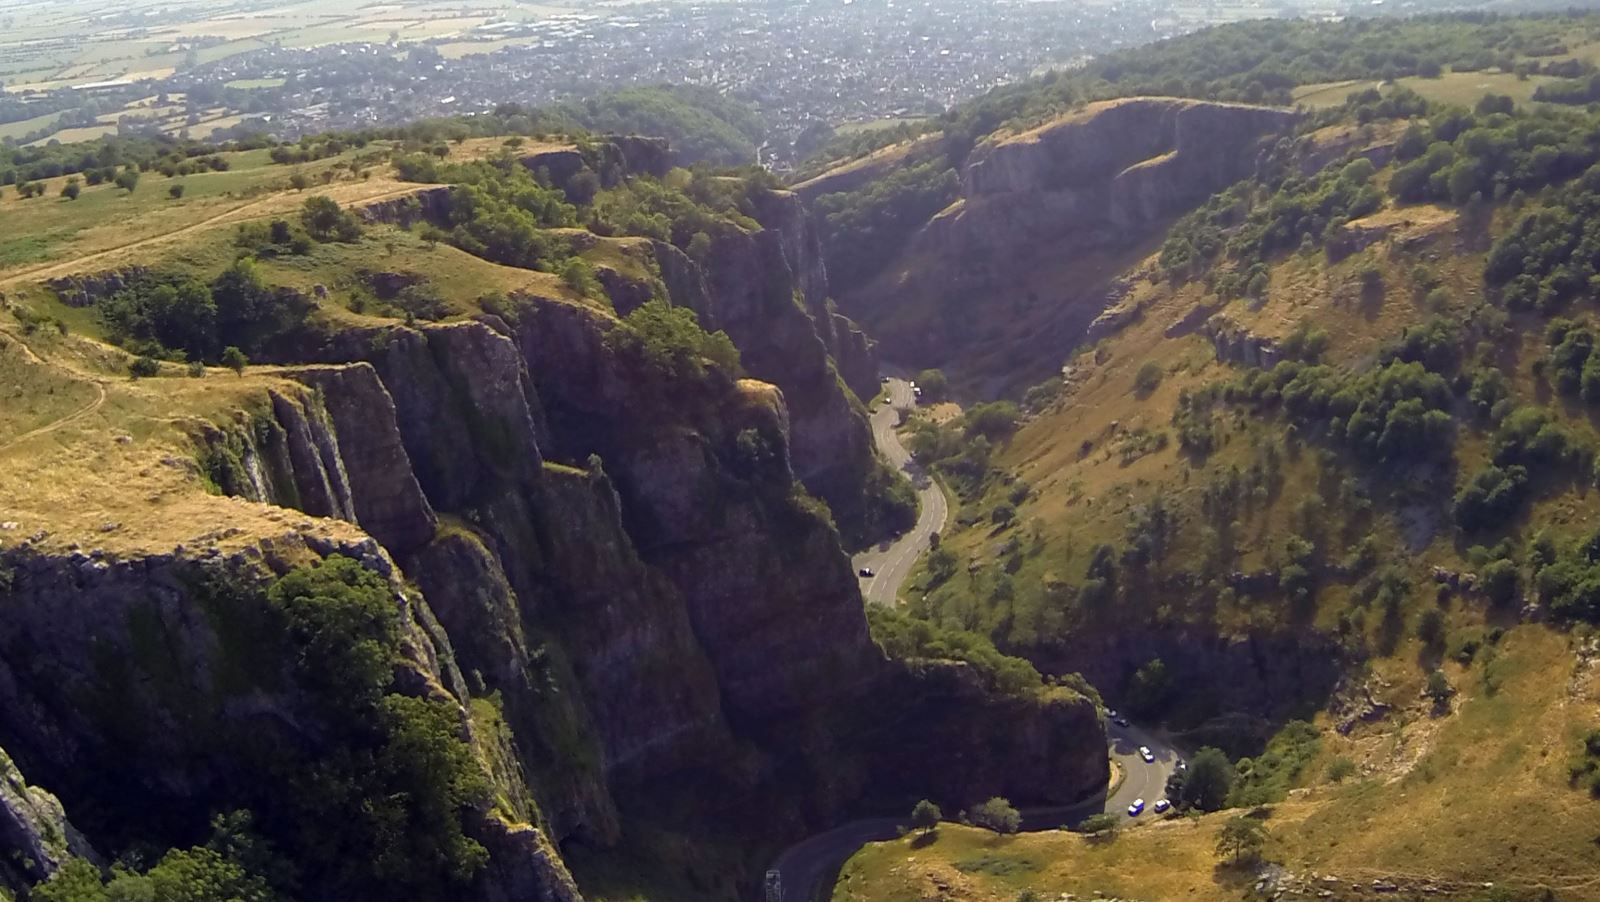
[0,527,586,901]
[1042,627,1344,726]
[837,98,1297,381]
[0,746,95,894]
[1206,316,1283,369]
[285,364,439,556]
[358,186,452,226]
[45,267,152,307]
[859,665,1107,807]
[932,98,1297,260]
[637,198,889,546]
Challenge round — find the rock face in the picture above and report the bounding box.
[636,189,890,546]
[944,97,1299,257]
[838,98,1297,384]
[0,746,96,895]
[0,293,1108,897]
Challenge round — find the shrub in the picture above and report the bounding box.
[607,300,741,383]
[1326,757,1357,783]
[1134,361,1164,395]
[169,183,186,199]
[963,402,1021,440]
[60,180,80,200]
[128,356,160,378]
[1078,812,1117,834]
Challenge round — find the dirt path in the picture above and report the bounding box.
[0,184,427,289]
[0,380,105,452]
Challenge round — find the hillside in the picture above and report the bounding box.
[0,131,1110,902]
[827,14,1600,901]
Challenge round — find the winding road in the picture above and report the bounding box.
[765,371,1182,902]
[851,374,948,606]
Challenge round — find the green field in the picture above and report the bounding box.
[0,111,65,141]
[1293,69,1559,110]
[222,77,286,90]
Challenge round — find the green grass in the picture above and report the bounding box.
[222,77,286,90]
[1293,70,1557,110]
[0,110,65,141]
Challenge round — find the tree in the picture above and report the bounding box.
[301,195,361,242]
[221,346,249,376]
[916,368,949,401]
[169,183,186,199]
[1215,815,1267,865]
[128,356,160,378]
[968,797,1021,834]
[910,799,942,833]
[114,168,140,193]
[1178,746,1234,811]
[60,179,80,200]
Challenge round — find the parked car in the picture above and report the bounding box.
[1154,799,1171,814]
[1114,716,1129,727]
[1127,799,1145,817]
[858,567,874,578]
[1139,746,1155,763]
[1106,708,1118,719]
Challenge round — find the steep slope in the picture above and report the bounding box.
[0,209,1105,899]
[828,97,1298,396]
[831,73,1600,896]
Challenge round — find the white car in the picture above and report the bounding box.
[1153,799,1171,814]
[1139,745,1155,763]
[1127,798,1145,817]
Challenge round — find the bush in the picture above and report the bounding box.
[866,606,1041,697]
[1134,361,1163,395]
[128,356,160,378]
[1078,812,1117,834]
[607,300,741,384]
[963,402,1021,440]
[60,180,80,200]
[1326,757,1357,783]
[169,183,186,199]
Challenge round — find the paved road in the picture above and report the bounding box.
[767,717,1181,901]
[850,374,948,607]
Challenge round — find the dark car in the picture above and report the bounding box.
[858,567,874,578]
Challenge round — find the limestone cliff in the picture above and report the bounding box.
[618,188,897,547]
[837,98,1298,392]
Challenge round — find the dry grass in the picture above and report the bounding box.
[837,628,1600,899]
[0,146,434,285]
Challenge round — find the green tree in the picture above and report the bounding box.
[221,346,248,376]
[1215,816,1267,865]
[170,183,186,199]
[910,799,942,833]
[114,168,140,193]
[61,179,80,200]
[968,797,1022,834]
[128,356,160,378]
[1178,746,1234,811]
[916,369,949,401]
[300,195,361,242]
